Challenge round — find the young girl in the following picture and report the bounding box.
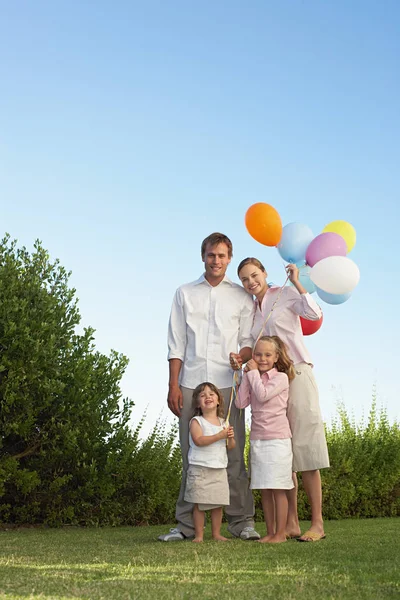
[236,336,295,543]
[184,382,236,543]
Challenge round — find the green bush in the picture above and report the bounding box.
[111,417,181,525]
[0,235,181,526]
[318,397,399,519]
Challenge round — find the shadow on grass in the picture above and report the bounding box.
[0,558,398,600]
[0,521,398,599]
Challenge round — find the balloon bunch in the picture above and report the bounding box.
[245,203,360,335]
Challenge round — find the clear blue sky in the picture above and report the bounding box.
[1,1,399,437]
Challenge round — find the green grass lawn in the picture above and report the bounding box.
[0,519,398,599]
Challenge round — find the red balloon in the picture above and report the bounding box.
[300,314,323,336]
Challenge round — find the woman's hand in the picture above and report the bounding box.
[286,263,308,295]
[229,352,242,370]
[286,263,299,283]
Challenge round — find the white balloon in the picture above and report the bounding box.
[309,256,360,295]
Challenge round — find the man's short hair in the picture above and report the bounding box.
[201,233,233,259]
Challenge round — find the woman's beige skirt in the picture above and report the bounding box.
[184,464,229,511]
[288,362,330,472]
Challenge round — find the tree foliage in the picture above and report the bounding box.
[0,235,181,525]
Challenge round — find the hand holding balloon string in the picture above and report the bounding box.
[229,352,242,370]
[285,263,299,283]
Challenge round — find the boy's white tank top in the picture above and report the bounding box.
[188,416,228,468]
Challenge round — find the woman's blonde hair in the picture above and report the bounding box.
[255,335,296,381]
[192,382,225,418]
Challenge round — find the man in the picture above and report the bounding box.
[158,232,260,541]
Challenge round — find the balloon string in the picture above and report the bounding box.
[226,369,240,427]
[253,273,290,348]
[226,270,290,444]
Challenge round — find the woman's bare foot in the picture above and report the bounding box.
[212,534,229,541]
[297,529,326,542]
[285,529,301,539]
[266,534,287,544]
[258,534,275,543]
[192,537,203,543]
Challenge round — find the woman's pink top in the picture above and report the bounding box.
[252,286,322,365]
[236,367,291,440]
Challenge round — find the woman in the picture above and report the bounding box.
[231,257,330,542]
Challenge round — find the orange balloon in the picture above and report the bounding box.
[245,203,282,246]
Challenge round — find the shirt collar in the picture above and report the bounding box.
[194,273,234,287]
[256,285,281,307]
[261,367,279,379]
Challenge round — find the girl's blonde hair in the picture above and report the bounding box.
[192,382,225,418]
[255,335,296,381]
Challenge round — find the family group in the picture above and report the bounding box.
[158,232,329,544]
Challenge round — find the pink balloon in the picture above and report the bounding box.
[306,232,347,267]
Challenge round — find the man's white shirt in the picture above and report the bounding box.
[168,274,254,389]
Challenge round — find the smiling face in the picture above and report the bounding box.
[238,263,268,299]
[202,242,231,286]
[196,385,219,414]
[253,340,279,374]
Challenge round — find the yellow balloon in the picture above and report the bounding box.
[322,220,356,253]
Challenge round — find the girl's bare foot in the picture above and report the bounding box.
[212,535,229,541]
[192,537,203,543]
[258,534,275,543]
[266,534,287,544]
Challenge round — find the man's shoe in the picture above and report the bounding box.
[239,527,261,541]
[158,528,186,542]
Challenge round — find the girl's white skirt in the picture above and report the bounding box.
[250,438,294,490]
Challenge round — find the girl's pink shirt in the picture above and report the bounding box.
[236,367,291,440]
